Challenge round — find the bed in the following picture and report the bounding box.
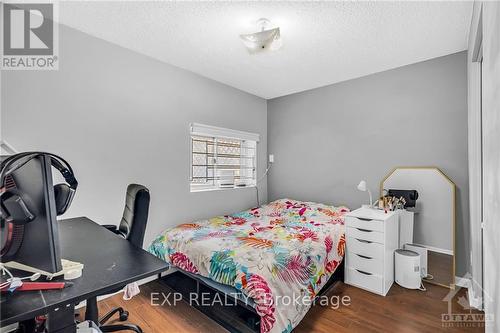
[148,199,349,333]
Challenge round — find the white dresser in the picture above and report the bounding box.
[344,207,399,296]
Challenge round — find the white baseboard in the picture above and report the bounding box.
[455,276,470,288]
[75,268,174,310]
[454,276,484,310]
[413,243,453,256]
[468,287,483,310]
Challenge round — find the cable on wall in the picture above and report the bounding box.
[255,160,273,207]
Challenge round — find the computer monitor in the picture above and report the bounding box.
[0,154,62,273]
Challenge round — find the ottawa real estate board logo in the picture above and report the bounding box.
[1,1,59,70]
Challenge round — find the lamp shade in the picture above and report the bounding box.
[240,27,281,53]
[240,18,282,54]
[357,180,367,192]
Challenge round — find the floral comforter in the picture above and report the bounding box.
[149,199,349,333]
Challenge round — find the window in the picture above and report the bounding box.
[190,123,259,192]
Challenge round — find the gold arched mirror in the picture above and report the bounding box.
[381,167,456,289]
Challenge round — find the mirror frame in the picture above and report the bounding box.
[380,166,456,289]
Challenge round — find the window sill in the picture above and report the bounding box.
[190,185,256,193]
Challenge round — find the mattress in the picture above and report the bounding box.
[149,199,349,333]
[181,269,257,309]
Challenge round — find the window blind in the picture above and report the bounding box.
[190,124,258,191]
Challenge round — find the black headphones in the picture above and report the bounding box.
[0,152,78,224]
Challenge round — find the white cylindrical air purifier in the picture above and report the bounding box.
[395,249,421,289]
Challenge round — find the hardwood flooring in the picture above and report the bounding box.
[80,280,485,333]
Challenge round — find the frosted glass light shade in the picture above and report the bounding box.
[240,27,281,53]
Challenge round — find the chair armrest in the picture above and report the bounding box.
[102,224,118,234]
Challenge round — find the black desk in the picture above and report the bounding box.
[0,217,169,331]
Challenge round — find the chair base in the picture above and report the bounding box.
[85,297,142,333]
[99,307,129,325]
[100,323,143,333]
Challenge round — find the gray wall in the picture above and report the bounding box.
[267,52,469,276]
[1,25,267,248]
[0,23,471,278]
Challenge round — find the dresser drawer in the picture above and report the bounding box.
[346,226,384,243]
[345,267,383,294]
[347,237,384,260]
[345,216,384,232]
[346,251,383,276]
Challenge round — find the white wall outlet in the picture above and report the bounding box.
[269,154,274,163]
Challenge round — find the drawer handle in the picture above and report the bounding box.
[356,254,373,260]
[355,238,372,244]
[356,269,373,276]
[357,217,373,222]
[356,228,372,233]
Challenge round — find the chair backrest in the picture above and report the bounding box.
[118,184,150,248]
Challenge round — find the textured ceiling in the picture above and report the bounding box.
[58,1,473,99]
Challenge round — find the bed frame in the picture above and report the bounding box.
[158,260,345,333]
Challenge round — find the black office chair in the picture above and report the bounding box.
[84,184,150,333]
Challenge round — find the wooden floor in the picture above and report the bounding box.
[80,280,485,333]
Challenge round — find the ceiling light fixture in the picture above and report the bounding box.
[240,18,281,53]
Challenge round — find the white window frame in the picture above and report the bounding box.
[189,123,259,192]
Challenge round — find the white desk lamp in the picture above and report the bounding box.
[357,180,373,208]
